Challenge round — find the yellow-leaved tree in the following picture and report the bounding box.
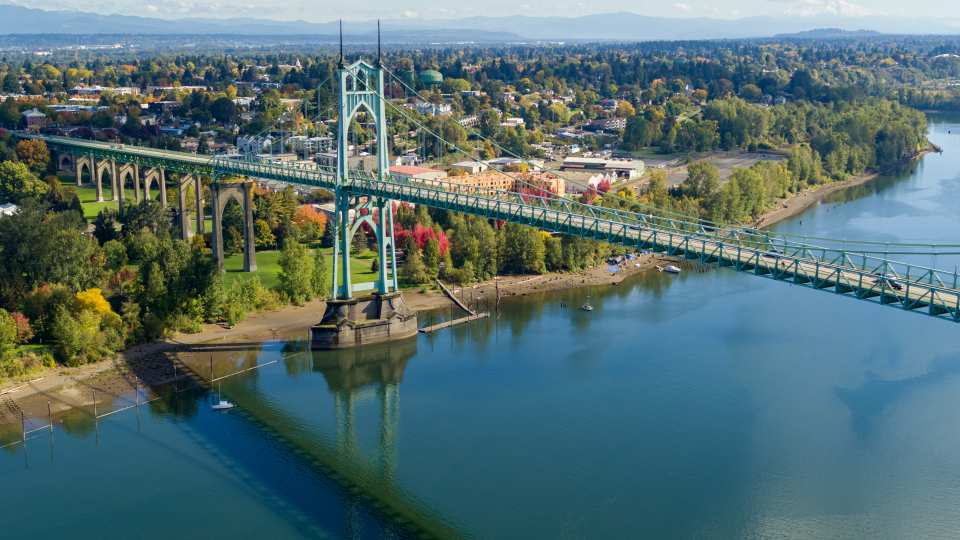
[74,288,113,315]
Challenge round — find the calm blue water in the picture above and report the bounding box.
[3,114,960,539]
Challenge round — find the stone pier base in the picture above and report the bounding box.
[311,291,418,349]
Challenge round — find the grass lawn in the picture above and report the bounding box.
[71,184,120,219]
[223,246,380,291]
[70,182,165,220]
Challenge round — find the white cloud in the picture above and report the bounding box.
[781,0,883,17]
[673,2,692,13]
[401,9,418,18]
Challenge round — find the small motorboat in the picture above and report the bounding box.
[580,303,594,312]
[658,264,682,274]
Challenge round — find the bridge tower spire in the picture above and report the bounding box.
[331,41,398,300]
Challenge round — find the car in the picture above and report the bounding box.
[876,276,904,291]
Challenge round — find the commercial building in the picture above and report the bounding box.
[389,165,448,183]
[445,171,565,197]
[450,160,488,175]
[445,171,514,195]
[560,157,645,180]
[70,85,140,96]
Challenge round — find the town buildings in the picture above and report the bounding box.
[560,157,645,180]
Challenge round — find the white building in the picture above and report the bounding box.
[415,102,452,116]
[237,135,274,155]
[485,157,543,172]
[451,160,488,175]
[560,157,645,180]
[71,85,140,96]
[395,154,421,167]
[287,135,333,154]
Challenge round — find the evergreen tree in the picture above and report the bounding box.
[423,238,441,279]
[321,218,336,248]
[310,249,329,299]
[277,240,314,305]
[401,241,429,285]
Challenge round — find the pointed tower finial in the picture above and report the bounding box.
[377,20,382,67]
[338,19,344,68]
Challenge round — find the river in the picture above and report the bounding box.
[3,114,960,539]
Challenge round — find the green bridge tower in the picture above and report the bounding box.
[331,56,399,299]
[311,32,418,349]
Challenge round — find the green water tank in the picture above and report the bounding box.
[419,69,443,86]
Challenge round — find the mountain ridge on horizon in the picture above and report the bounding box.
[1,4,959,41]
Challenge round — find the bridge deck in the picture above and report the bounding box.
[23,132,960,323]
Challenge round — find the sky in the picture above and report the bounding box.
[2,0,957,22]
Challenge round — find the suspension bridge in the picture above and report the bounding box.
[13,56,960,325]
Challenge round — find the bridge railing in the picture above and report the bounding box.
[338,170,960,293]
[337,169,960,291]
[19,131,960,293]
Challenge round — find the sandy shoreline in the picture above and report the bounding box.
[753,171,879,229]
[0,166,898,419]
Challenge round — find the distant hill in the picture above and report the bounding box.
[1,4,960,41]
[775,28,885,39]
[0,5,519,42]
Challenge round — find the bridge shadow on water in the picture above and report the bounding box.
[138,337,460,539]
[4,337,457,539]
[835,351,960,440]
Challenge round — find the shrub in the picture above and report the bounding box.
[0,349,54,379]
[50,306,103,366]
[103,239,128,271]
[0,308,16,352]
[75,288,114,315]
[10,311,33,344]
[20,284,74,342]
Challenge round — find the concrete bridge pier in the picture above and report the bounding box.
[94,159,117,203]
[210,181,256,273]
[142,167,167,207]
[74,155,91,186]
[57,154,74,174]
[111,161,119,202]
[177,175,191,240]
[195,177,205,237]
[176,175,204,241]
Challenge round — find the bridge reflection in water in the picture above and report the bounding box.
[315,340,407,482]
[219,339,462,539]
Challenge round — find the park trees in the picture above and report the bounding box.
[497,222,546,275]
[401,238,430,285]
[0,201,104,304]
[0,160,47,203]
[684,161,721,199]
[14,139,50,173]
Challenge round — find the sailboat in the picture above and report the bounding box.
[211,382,235,411]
